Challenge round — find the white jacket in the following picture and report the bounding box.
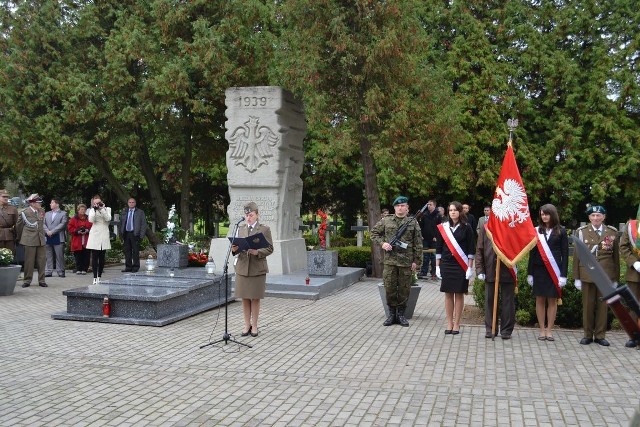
[86,207,112,250]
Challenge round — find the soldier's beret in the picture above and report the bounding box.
[244,202,259,214]
[392,196,408,206]
[586,205,606,215]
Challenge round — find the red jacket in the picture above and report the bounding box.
[67,214,93,252]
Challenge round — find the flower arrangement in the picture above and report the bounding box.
[317,209,328,249]
[0,248,14,266]
[188,251,209,267]
[163,204,177,243]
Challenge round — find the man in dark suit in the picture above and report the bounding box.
[44,198,69,277]
[573,205,619,346]
[16,193,47,287]
[119,198,147,272]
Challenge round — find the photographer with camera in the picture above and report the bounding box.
[67,203,92,275]
[86,195,111,284]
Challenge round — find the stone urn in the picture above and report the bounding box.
[0,264,21,296]
[157,244,189,268]
[307,250,338,277]
[378,283,422,319]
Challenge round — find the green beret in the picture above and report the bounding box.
[586,205,606,215]
[392,196,408,206]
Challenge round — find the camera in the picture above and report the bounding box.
[94,202,104,209]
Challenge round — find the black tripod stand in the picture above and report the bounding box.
[200,218,251,349]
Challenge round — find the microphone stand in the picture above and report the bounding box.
[201,218,251,349]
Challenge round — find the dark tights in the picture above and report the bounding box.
[91,250,106,278]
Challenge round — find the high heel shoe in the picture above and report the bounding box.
[444,329,452,335]
[241,326,251,337]
[250,326,258,337]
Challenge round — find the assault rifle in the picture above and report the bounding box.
[571,236,640,343]
[389,203,429,250]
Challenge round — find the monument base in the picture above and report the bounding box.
[157,244,188,268]
[209,237,307,276]
[307,250,338,276]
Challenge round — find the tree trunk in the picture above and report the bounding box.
[179,107,193,238]
[359,131,383,278]
[136,127,167,247]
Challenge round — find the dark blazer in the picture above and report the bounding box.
[119,207,148,239]
[527,226,569,282]
[475,225,514,283]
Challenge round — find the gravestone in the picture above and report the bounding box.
[209,87,307,275]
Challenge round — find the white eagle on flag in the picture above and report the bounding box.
[492,178,530,227]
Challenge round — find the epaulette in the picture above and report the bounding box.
[605,224,618,232]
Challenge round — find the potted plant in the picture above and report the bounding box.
[0,248,21,296]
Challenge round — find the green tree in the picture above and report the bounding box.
[272,0,460,276]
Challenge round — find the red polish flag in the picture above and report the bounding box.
[485,141,537,268]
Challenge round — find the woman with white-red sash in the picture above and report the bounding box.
[435,201,475,335]
[526,204,569,341]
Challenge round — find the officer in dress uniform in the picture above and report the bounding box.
[573,205,620,346]
[371,196,423,327]
[0,189,18,255]
[619,207,640,348]
[16,193,47,288]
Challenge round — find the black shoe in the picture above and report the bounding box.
[250,326,258,337]
[594,338,610,346]
[451,330,460,335]
[501,335,511,340]
[383,312,397,326]
[444,329,452,335]
[131,269,139,273]
[397,309,409,327]
[241,327,251,337]
[22,283,30,288]
[45,273,52,277]
[580,338,593,345]
[39,283,48,287]
[625,340,637,348]
[121,269,132,272]
[485,332,492,338]
[59,273,65,278]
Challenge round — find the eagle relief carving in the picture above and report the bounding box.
[228,116,280,172]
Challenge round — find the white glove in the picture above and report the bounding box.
[574,279,582,291]
[436,266,441,279]
[634,261,640,273]
[559,277,567,287]
[477,273,486,281]
[465,266,473,280]
[526,275,533,286]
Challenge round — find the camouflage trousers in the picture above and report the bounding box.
[383,264,412,308]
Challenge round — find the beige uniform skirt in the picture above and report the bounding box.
[235,274,266,299]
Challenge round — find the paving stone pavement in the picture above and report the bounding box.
[1,267,638,426]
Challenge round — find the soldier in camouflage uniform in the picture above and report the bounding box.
[371,196,423,326]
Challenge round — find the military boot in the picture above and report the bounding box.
[383,308,397,326]
[397,307,409,327]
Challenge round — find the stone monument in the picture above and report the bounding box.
[209,87,307,275]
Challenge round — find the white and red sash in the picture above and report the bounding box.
[437,223,469,271]
[629,220,639,248]
[536,229,562,298]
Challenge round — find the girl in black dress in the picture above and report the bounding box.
[436,201,475,335]
[527,204,569,341]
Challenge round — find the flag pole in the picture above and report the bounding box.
[492,259,501,340]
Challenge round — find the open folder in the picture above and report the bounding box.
[228,232,271,252]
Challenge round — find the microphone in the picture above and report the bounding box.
[236,217,244,225]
